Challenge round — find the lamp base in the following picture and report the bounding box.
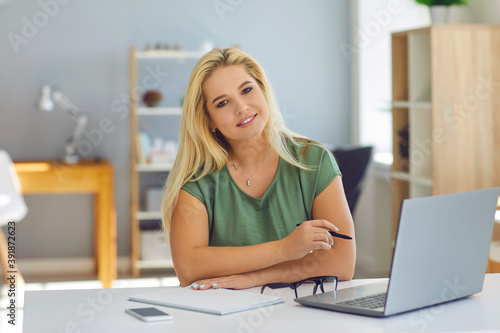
[64,154,80,164]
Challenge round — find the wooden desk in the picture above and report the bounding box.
[13,160,116,288]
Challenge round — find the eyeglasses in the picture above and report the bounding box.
[260,275,339,298]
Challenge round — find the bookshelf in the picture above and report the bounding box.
[129,46,204,276]
[391,25,500,242]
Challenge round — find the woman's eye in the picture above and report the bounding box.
[217,100,228,108]
[242,87,252,94]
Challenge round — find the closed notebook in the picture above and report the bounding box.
[128,287,284,315]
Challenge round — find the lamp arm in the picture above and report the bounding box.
[51,90,90,163]
[51,90,85,120]
[64,113,89,161]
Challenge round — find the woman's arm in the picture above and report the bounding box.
[169,187,339,287]
[190,175,356,290]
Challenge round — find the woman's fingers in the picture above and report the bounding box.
[190,280,218,290]
[283,219,339,260]
[308,219,339,232]
[312,229,333,245]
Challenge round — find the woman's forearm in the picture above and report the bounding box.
[188,240,355,291]
[250,245,355,286]
[173,240,288,286]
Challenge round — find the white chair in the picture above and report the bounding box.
[0,150,27,284]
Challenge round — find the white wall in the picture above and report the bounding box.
[468,0,500,23]
[352,0,429,278]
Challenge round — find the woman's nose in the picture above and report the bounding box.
[234,98,248,115]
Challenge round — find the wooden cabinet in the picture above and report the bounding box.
[128,46,203,276]
[391,25,500,241]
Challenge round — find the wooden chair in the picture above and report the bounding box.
[0,150,27,285]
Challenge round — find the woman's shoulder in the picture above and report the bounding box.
[286,138,332,162]
[185,167,221,184]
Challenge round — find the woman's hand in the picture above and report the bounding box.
[279,220,338,261]
[190,272,259,291]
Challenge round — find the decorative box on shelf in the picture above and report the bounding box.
[146,187,163,212]
[140,230,171,261]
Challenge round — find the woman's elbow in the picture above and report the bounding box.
[172,255,199,287]
[339,263,355,281]
[174,264,197,287]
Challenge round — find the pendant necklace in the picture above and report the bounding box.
[232,147,270,186]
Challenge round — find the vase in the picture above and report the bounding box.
[430,6,449,24]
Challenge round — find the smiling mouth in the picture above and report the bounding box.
[237,114,257,126]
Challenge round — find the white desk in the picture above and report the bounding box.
[22,274,500,333]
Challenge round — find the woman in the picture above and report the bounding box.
[161,48,355,290]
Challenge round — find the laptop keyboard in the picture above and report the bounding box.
[336,292,387,309]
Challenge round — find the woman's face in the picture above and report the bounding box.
[203,65,269,144]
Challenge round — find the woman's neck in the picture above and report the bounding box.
[227,137,271,168]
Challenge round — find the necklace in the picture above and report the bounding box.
[231,147,270,186]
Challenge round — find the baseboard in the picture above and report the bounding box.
[17,256,131,277]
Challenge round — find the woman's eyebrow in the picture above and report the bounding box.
[211,81,253,104]
[212,94,228,105]
[238,80,252,89]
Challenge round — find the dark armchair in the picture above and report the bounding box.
[331,146,374,214]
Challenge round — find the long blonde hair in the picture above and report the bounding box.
[161,47,310,231]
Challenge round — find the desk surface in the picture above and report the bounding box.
[22,274,500,333]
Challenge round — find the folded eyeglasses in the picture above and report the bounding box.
[260,275,339,298]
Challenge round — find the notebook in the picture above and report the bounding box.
[129,287,284,315]
[295,188,500,317]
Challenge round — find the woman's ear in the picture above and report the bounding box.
[207,114,215,131]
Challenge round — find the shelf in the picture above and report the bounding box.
[135,259,174,269]
[136,107,182,116]
[135,50,205,59]
[136,211,162,220]
[392,101,432,109]
[130,45,196,278]
[136,163,173,172]
[390,171,433,187]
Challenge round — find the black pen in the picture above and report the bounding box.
[296,223,353,240]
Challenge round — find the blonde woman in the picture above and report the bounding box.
[162,48,355,290]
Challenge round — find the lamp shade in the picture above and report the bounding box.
[0,150,27,225]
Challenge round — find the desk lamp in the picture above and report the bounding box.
[0,150,27,283]
[38,86,89,164]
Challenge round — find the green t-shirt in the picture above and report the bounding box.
[181,142,341,247]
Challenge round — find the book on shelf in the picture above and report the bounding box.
[135,132,151,164]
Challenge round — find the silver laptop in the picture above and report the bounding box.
[295,188,500,317]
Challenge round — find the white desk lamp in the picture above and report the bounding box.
[0,150,27,283]
[38,86,89,164]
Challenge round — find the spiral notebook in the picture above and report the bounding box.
[129,287,285,315]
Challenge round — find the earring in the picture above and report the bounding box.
[211,128,216,133]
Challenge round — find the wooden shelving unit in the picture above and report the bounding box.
[391,25,500,242]
[129,46,203,277]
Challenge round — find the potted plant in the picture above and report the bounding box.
[415,0,467,24]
